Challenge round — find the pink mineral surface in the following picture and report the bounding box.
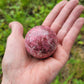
[25,26,57,59]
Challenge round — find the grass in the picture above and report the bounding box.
[0,0,84,83]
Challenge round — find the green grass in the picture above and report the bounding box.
[0,0,84,83]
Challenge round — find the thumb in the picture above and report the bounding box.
[2,21,28,72]
[9,21,23,36]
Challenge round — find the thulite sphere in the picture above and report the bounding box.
[25,26,57,59]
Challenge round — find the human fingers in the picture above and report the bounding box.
[42,1,67,27]
[57,5,84,43]
[51,0,78,33]
[63,18,84,54]
[46,18,84,77]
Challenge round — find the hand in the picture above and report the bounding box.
[2,0,84,84]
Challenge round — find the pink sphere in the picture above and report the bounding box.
[25,26,57,59]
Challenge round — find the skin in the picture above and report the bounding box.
[1,0,84,84]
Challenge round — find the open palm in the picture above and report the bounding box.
[2,0,84,84]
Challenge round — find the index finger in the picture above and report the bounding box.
[42,1,67,27]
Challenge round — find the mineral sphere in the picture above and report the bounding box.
[25,26,57,59]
